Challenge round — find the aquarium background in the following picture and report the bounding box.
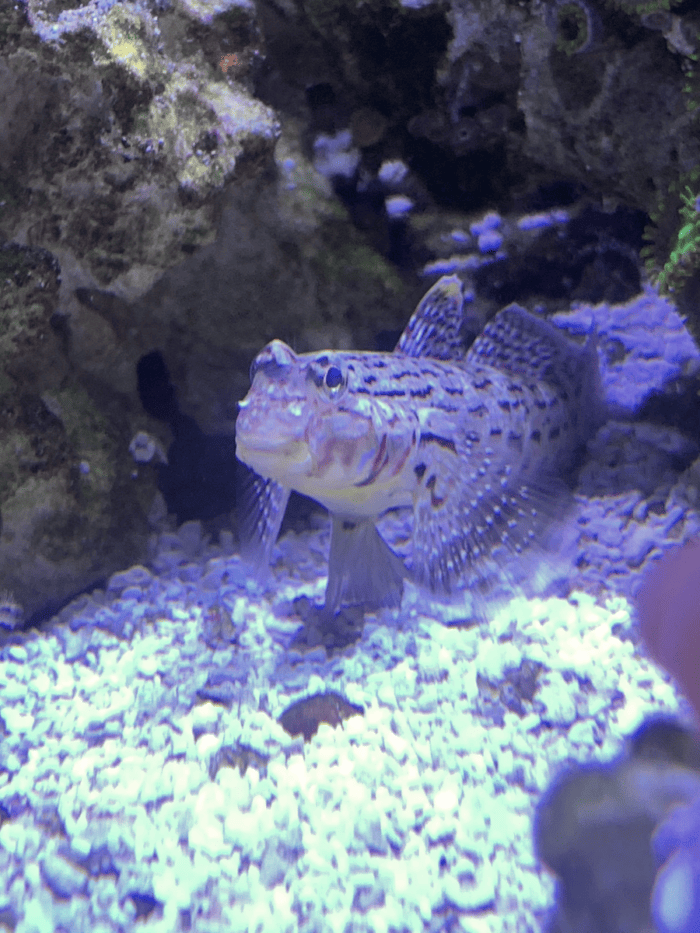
[1,0,700,930]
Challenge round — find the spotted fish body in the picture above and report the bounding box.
[235,276,601,614]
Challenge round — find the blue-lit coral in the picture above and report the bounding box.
[637,539,700,720]
[638,541,700,933]
[652,793,700,933]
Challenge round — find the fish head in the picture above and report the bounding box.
[236,339,314,477]
[236,340,417,513]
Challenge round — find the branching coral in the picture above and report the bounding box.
[644,168,700,296]
[642,34,700,298]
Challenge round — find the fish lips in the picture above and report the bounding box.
[235,390,310,466]
[236,401,313,476]
[235,432,312,478]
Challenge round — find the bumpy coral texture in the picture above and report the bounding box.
[638,541,700,932]
[651,795,700,933]
[637,539,700,718]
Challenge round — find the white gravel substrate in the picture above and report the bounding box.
[1,285,699,932]
[0,541,687,933]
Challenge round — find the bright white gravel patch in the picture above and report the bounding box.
[0,548,687,933]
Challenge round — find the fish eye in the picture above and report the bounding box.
[325,365,344,390]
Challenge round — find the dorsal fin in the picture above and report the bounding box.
[466,304,589,389]
[395,275,471,361]
[465,303,604,445]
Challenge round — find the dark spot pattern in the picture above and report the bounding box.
[420,433,457,454]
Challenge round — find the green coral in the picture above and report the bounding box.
[644,170,700,294]
[643,37,700,297]
[684,47,700,114]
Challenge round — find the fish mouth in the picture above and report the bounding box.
[235,437,311,474]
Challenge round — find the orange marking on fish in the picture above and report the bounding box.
[356,434,388,487]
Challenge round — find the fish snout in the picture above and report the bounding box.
[249,339,297,383]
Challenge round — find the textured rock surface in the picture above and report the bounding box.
[0,244,154,622]
[2,1,278,299]
[259,0,700,213]
[0,0,279,618]
[0,0,415,616]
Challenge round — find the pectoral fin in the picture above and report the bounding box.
[236,460,290,577]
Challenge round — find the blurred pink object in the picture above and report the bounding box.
[636,540,700,719]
